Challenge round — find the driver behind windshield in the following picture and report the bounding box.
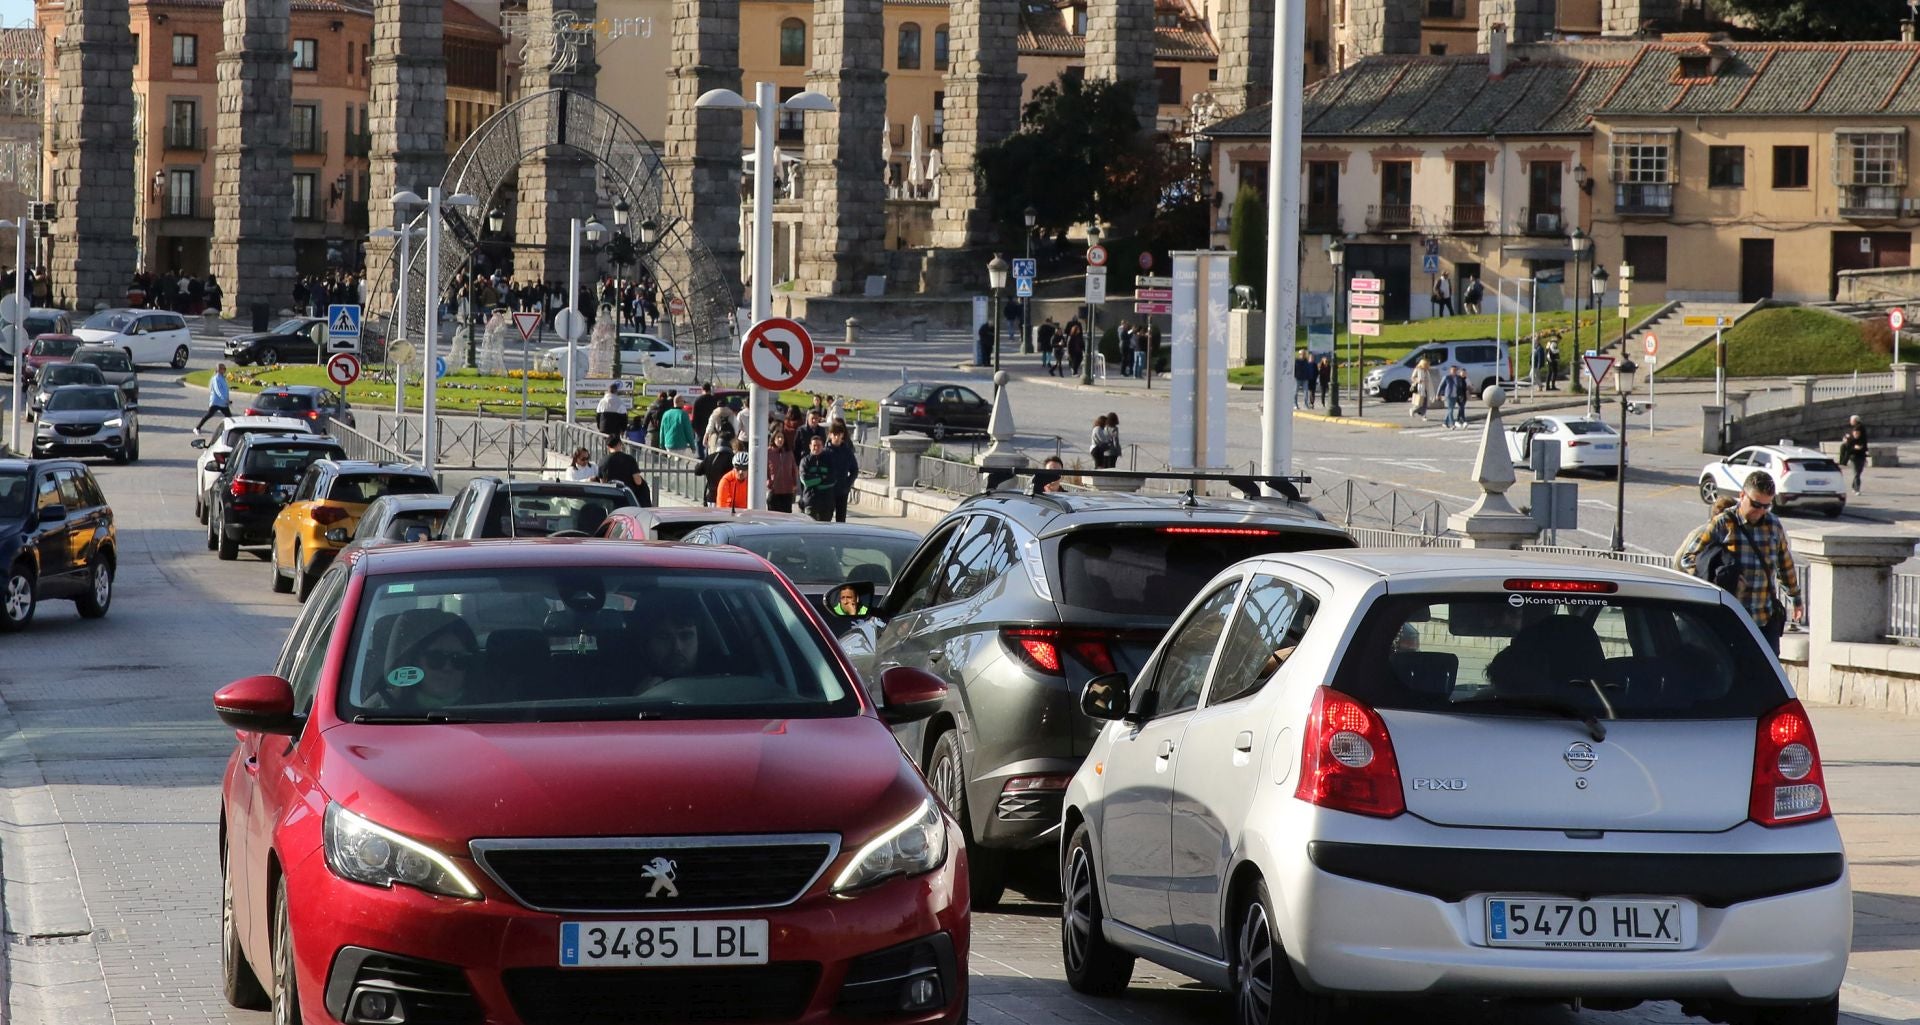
[634,609,702,693]
[367,610,480,711]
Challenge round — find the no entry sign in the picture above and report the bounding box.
[326,352,361,387]
[740,317,814,391]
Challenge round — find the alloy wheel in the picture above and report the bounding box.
[1065,848,1096,973]
[929,745,963,816]
[92,564,109,606]
[1700,477,1719,504]
[272,882,298,1025]
[1236,900,1275,1025]
[5,572,31,623]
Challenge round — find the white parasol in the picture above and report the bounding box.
[906,114,924,193]
[923,148,944,199]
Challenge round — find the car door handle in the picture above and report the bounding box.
[1235,731,1255,753]
[1156,739,1175,758]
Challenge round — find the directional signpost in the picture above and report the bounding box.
[1348,277,1382,336]
[740,317,814,392]
[326,303,362,362]
[1682,313,1734,419]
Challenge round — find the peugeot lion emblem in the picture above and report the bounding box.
[1563,741,1598,772]
[642,856,679,898]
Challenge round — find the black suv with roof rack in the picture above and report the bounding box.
[205,432,345,560]
[836,470,1355,906]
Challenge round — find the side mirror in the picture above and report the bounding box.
[877,666,946,726]
[401,525,431,543]
[213,674,301,736]
[324,527,349,544]
[189,437,210,450]
[1080,672,1133,721]
[36,503,66,523]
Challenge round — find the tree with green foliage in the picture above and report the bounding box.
[976,77,1162,240]
[1227,186,1266,304]
[1709,0,1907,39]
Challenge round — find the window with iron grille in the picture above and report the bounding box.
[292,173,316,221]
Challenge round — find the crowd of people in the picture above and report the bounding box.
[1031,316,1160,379]
[443,268,664,335]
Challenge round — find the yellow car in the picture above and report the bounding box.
[270,459,439,600]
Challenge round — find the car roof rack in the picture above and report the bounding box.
[980,467,1310,504]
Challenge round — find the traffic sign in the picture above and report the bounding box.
[326,303,362,353]
[1011,258,1036,279]
[667,295,688,318]
[1682,315,1730,328]
[1136,287,1174,301]
[326,352,361,387]
[1137,251,1153,272]
[1086,268,1108,305]
[512,311,544,342]
[1422,254,1440,275]
[554,306,587,342]
[1349,292,1381,308]
[1583,354,1615,389]
[1351,322,1382,337]
[1351,276,1382,292]
[1086,245,1108,267]
[739,317,814,391]
[1138,275,1173,287]
[1015,277,1034,298]
[1642,332,1658,357]
[1134,302,1171,315]
[434,356,448,379]
[1892,308,1907,332]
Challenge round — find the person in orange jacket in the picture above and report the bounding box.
[715,451,752,509]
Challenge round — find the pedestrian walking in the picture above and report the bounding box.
[1117,323,1134,377]
[1316,356,1332,405]
[976,319,993,366]
[1676,471,1804,653]
[658,395,695,455]
[704,402,738,456]
[1131,322,1149,378]
[823,424,859,522]
[1293,350,1312,409]
[1431,275,1453,317]
[1442,366,1470,429]
[690,383,718,457]
[1065,321,1086,377]
[565,447,596,482]
[767,428,799,512]
[1545,341,1562,390]
[798,434,835,522]
[598,435,653,507]
[1531,338,1547,388]
[715,452,751,510]
[1462,276,1484,315]
[794,406,827,457]
[1839,414,1870,495]
[595,383,631,441]
[1410,357,1437,419]
[1038,318,1058,372]
[1051,326,1069,376]
[196,362,233,433]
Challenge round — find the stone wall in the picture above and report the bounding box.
[212,0,294,320]
[1343,0,1421,59]
[1084,0,1159,130]
[931,0,1021,250]
[516,0,601,286]
[1837,266,1920,305]
[1479,0,1556,49]
[797,0,888,295]
[1602,0,1678,35]
[1215,0,1274,112]
[49,0,136,310]
[1721,367,1920,453]
[661,0,743,305]
[366,0,448,316]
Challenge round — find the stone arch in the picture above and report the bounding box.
[372,88,736,381]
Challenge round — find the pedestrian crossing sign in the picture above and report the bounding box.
[327,304,362,354]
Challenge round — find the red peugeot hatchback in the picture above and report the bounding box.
[215,540,968,1025]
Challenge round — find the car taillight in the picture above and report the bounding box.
[243,409,260,416]
[1000,627,1117,676]
[1567,440,1589,448]
[306,410,320,420]
[1750,699,1829,826]
[1295,686,1404,818]
[312,506,349,525]
[210,453,227,470]
[1158,526,1281,537]
[912,403,927,417]
[229,476,269,497]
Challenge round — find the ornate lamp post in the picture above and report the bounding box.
[1569,226,1590,412]
[987,252,1009,371]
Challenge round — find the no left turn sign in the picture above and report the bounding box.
[327,352,361,387]
[740,317,814,391]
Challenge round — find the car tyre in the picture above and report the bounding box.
[1384,381,1411,403]
[259,345,278,366]
[0,563,34,632]
[220,841,269,1010]
[206,506,219,550]
[217,511,240,561]
[269,542,293,593]
[930,421,948,442]
[1824,503,1845,519]
[271,875,301,1025]
[1479,377,1496,395]
[293,544,315,603]
[1234,878,1331,1025]
[75,557,112,618]
[172,344,190,370]
[1062,824,1134,995]
[1699,476,1720,505]
[1751,997,1840,1025]
[126,438,139,463]
[196,492,206,524]
[927,730,1006,908]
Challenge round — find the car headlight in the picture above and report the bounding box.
[120,381,135,391]
[34,421,50,434]
[102,418,122,428]
[322,803,482,899]
[832,799,947,894]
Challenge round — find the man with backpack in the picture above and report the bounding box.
[1676,471,1803,652]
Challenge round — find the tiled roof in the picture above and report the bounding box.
[1018,0,1219,62]
[443,0,504,42]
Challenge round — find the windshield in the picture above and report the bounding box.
[378,508,446,540]
[23,316,59,337]
[338,568,858,723]
[1562,420,1615,436]
[1333,592,1786,721]
[75,352,133,372]
[43,365,104,386]
[1058,526,1353,617]
[46,388,121,412]
[733,532,919,586]
[482,489,628,537]
[0,472,29,518]
[253,392,315,412]
[240,445,339,483]
[327,473,439,504]
[81,311,135,333]
[31,337,79,358]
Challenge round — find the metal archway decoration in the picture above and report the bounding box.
[370,88,739,383]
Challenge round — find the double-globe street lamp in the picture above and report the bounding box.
[1569,226,1591,411]
[986,253,1009,371]
[390,188,478,476]
[564,213,609,411]
[0,215,28,451]
[1328,239,1345,418]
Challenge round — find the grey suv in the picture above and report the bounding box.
[839,475,1354,905]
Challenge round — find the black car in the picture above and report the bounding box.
[244,385,354,430]
[0,458,117,630]
[206,433,345,560]
[225,316,387,366]
[837,471,1354,906]
[882,381,991,440]
[440,477,638,539]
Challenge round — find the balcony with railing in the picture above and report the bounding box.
[1614,182,1674,216]
[345,130,371,157]
[1520,205,1564,236]
[1840,184,1902,220]
[1304,203,1341,234]
[160,195,212,221]
[292,128,328,156]
[164,125,206,152]
[1447,203,1487,233]
[1366,203,1416,233]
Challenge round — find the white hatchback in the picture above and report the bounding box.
[1505,414,1621,476]
[73,308,194,368]
[540,332,679,375]
[1060,550,1849,1025]
[190,416,311,523]
[1700,445,1846,517]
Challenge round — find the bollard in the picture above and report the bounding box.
[911,316,928,346]
[845,316,860,351]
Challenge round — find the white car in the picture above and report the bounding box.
[1700,445,1845,517]
[539,332,678,375]
[1365,339,1511,403]
[189,416,310,523]
[1062,549,1849,1025]
[1505,414,1621,476]
[72,308,193,368]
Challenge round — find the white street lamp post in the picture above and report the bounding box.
[0,217,27,452]
[566,215,607,423]
[413,187,477,476]
[696,83,835,509]
[371,215,425,418]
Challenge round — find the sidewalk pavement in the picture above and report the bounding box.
[1814,703,1920,1021]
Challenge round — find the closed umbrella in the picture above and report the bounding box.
[907,114,924,196]
[923,148,943,200]
[881,127,894,195]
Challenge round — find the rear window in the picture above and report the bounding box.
[1562,420,1614,435]
[1456,344,1497,364]
[1333,592,1785,721]
[655,521,712,541]
[254,392,315,412]
[1789,458,1841,473]
[1057,526,1353,617]
[31,337,79,357]
[380,508,446,540]
[482,489,631,538]
[75,351,133,372]
[891,383,934,402]
[242,445,341,483]
[23,316,59,337]
[328,473,439,504]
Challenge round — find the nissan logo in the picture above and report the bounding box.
[1564,741,1598,772]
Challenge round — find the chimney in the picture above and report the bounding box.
[1904,19,1916,43]
[1489,22,1508,77]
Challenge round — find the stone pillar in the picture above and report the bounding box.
[1699,403,1725,454]
[797,0,887,296]
[212,0,295,322]
[49,0,136,310]
[1085,0,1160,131]
[977,370,1027,470]
[882,430,933,496]
[662,0,744,305]
[1479,0,1555,49]
[1895,362,1919,398]
[516,0,601,287]
[1787,529,1916,703]
[1787,374,1817,410]
[1447,386,1541,548]
[1215,0,1274,111]
[366,0,447,312]
[1603,0,1678,36]
[1340,0,1421,62]
[932,0,1021,249]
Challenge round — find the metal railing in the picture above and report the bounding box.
[1349,526,1463,548]
[1517,544,1673,568]
[1614,183,1674,216]
[1303,204,1342,234]
[1366,203,1416,233]
[1738,371,1896,416]
[165,125,206,151]
[1309,477,1458,536]
[1447,203,1487,232]
[916,454,988,495]
[293,128,328,155]
[1840,185,1902,220]
[328,418,412,466]
[1890,573,1920,644]
[345,130,372,157]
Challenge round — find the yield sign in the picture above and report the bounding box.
[740,317,814,391]
[512,311,544,342]
[1583,354,1615,390]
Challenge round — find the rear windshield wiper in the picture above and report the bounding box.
[1453,694,1608,742]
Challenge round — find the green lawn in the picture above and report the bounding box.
[1657,307,1889,378]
